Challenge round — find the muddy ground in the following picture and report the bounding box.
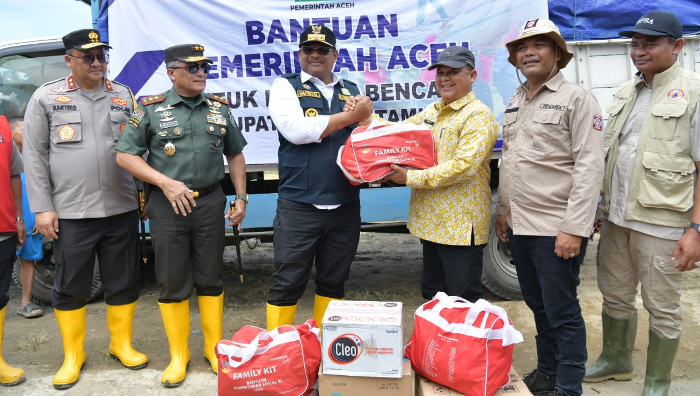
[4,232,700,395]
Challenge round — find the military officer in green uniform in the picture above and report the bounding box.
[116,44,247,388]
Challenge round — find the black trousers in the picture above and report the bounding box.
[53,211,140,310]
[420,238,485,302]
[0,236,16,310]
[147,184,226,302]
[268,198,361,306]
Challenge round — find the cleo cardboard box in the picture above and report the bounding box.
[318,359,415,396]
[417,367,533,396]
[321,300,403,378]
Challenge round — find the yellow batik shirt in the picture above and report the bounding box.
[404,91,500,246]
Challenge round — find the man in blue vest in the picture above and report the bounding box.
[266,25,373,329]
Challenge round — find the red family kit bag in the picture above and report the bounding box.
[405,292,524,396]
[337,121,437,185]
[215,319,321,396]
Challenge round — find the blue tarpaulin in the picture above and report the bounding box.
[549,0,700,41]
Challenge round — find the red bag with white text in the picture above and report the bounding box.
[405,292,524,396]
[216,319,321,396]
[337,121,437,185]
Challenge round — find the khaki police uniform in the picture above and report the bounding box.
[23,74,140,309]
[116,88,246,301]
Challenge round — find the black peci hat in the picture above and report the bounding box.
[299,25,336,49]
[62,29,111,51]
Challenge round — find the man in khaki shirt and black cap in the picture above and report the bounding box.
[23,29,146,390]
[495,19,604,396]
[584,11,700,396]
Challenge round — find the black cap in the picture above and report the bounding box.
[620,11,683,39]
[299,25,336,49]
[164,44,213,64]
[428,46,475,70]
[62,29,111,51]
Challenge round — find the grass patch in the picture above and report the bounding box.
[13,327,50,352]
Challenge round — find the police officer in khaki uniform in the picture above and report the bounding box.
[23,29,146,390]
[116,44,247,388]
[495,20,604,396]
[584,11,700,396]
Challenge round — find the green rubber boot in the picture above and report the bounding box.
[641,331,679,396]
[584,312,637,382]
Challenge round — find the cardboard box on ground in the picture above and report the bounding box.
[417,367,533,396]
[319,359,415,396]
[321,300,404,378]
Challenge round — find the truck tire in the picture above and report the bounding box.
[482,214,523,301]
[11,240,105,306]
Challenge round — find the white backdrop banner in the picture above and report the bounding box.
[106,0,547,165]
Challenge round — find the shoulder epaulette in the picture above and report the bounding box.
[282,73,300,79]
[142,94,165,106]
[209,93,229,105]
[38,77,67,91]
[342,79,358,87]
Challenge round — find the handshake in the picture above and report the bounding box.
[343,94,374,126]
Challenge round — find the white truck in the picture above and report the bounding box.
[2,0,699,304]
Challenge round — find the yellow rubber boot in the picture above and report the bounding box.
[313,294,339,331]
[106,302,148,369]
[0,306,25,387]
[266,303,297,330]
[53,307,87,390]
[159,301,191,388]
[198,294,223,373]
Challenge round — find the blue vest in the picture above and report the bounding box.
[278,74,361,205]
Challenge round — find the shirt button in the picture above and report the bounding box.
[195,150,200,153]
[194,172,198,175]
[520,123,525,128]
[509,171,513,176]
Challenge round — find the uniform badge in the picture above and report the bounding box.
[668,89,684,99]
[164,142,176,156]
[119,124,125,132]
[160,111,174,122]
[158,131,168,137]
[305,108,319,117]
[58,125,75,141]
[593,114,603,131]
[51,87,66,94]
[215,139,221,147]
[174,127,183,136]
[155,105,175,112]
[507,95,519,109]
[209,126,215,132]
[341,87,352,96]
[112,97,128,106]
[55,96,73,103]
[206,113,227,126]
[303,84,311,89]
[220,128,226,136]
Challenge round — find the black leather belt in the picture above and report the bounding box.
[150,184,218,199]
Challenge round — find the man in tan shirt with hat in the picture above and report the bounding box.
[495,19,604,396]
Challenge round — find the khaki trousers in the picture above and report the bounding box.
[597,220,684,339]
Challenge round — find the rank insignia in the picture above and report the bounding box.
[164,142,176,156]
[174,127,183,136]
[142,94,165,105]
[341,87,351,96]
[221,128,226,135]
[112,97,128,106]
[67,76,77,90]
[104,78,113,92]
[668,89,684,99]
[58,125,75,141]
[209,93,229,105]
[593,114,603,131]
[54,96,73,103]
[305,108,319,117]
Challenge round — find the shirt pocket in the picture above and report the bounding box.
[529,109,564,153]
[109,111,130,142]
[501,111,518,151]
[153,127,185,151]
[205,124,225,152]
[50,111,82,144]
[637,151,695,212]
[280,154,308,190]
[650,101,688,141]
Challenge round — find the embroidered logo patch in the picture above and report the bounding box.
[119,124,125,132]
[593,114,603,131]
[305,108,319,117]
[58,125,75,141]
[54,96,72,103]
[112,97,128,106]
[668,89,684,99]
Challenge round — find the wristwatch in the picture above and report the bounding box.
[235,194,249,203]
[16,216,24,223]
[690,223,700,234]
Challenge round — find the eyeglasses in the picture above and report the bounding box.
[300,46,333,56]
[170,62,212,74]
[69,53,108,65]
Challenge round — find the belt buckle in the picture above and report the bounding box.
[190,191,200,198]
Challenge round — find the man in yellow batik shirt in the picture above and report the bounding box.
[379,46,499,302]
